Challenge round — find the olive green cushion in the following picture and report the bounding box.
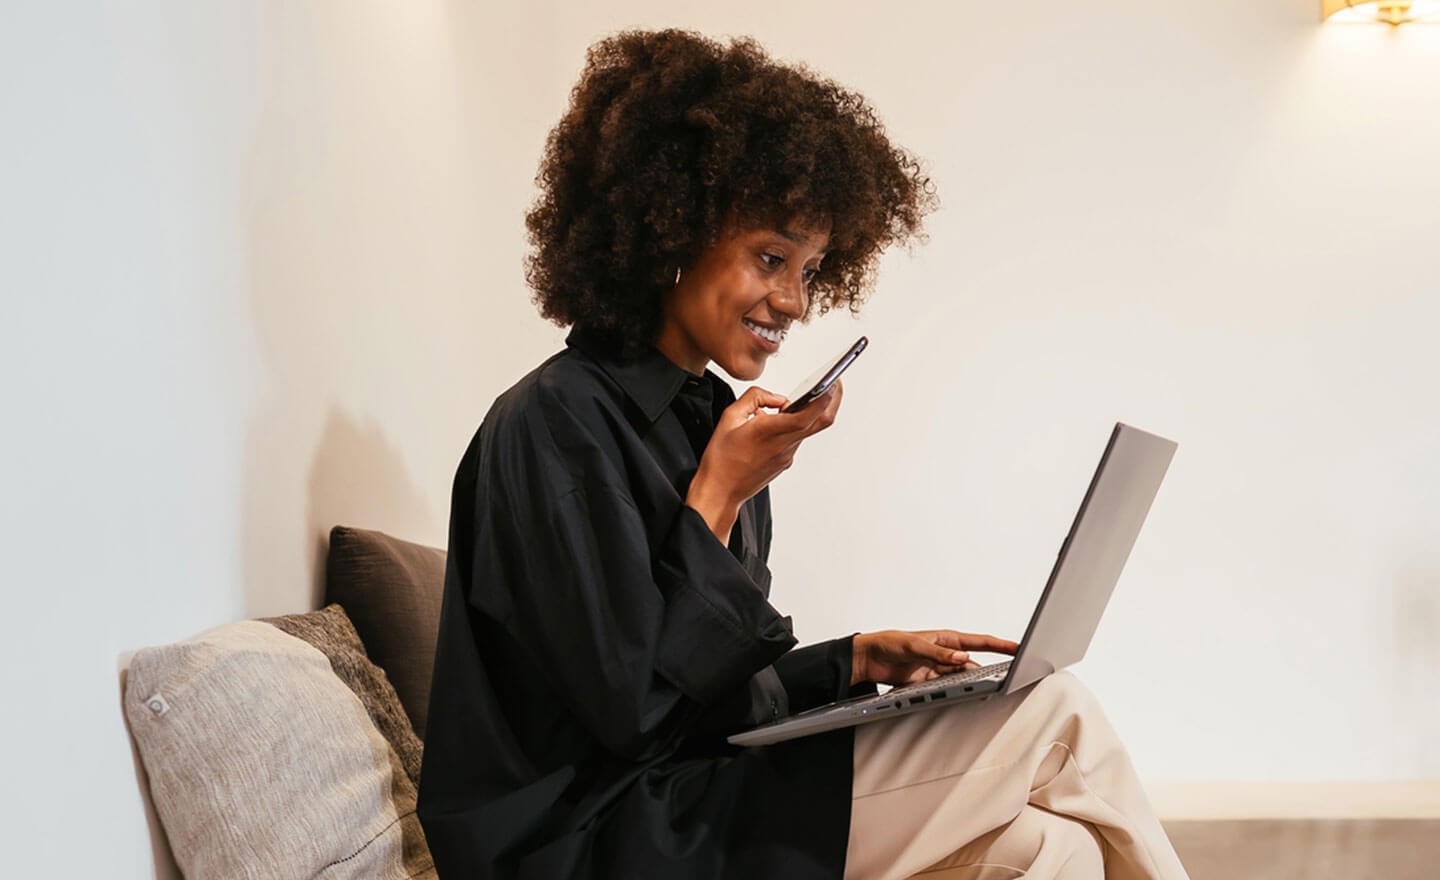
[325,526,446,740]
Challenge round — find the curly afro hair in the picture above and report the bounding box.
[525,29,936,356]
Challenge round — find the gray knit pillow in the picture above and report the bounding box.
[125,619,435,880]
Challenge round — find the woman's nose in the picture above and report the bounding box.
[770,272,808,319]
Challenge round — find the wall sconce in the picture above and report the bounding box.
[1323,0,1440,24]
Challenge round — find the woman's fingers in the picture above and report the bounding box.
[801,380,843,436]
[929,630,1020,656]
[760,381,843,439]
[856,629,1015,686]
[914,634,970,667]
[734,386,788,416]
[799,380,843,433]
[957,634,1020,655]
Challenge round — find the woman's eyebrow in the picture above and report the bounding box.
[778,227,830,255]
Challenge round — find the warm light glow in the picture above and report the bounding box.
[1323,0,1440,23]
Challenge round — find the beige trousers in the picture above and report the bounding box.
[845,673,1189,880]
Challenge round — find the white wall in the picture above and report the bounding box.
[2,0,1436,875]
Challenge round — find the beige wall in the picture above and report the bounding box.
[2,1,1437,874]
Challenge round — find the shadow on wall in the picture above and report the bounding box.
[235,5,479,617]
[234,2,577,619]
[1391,561,1440,773]
[304,408,437,604]
[241,405,437,617]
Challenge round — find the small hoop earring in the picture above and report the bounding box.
[674,267,682,286]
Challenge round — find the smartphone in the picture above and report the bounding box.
[782,336,868,413]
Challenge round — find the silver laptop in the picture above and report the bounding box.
[728,422,1177,747]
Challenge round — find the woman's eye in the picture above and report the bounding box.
[802,267,820,284]
[759,253,784,269]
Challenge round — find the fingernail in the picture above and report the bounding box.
[952,651,967,662]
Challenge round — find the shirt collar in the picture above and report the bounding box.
[566,327,695,424]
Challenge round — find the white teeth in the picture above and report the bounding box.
[743,319,785,344]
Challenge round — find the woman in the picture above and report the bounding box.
[418,30,1189,880]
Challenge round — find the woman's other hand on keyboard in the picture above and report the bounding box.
[852,630,1019,687]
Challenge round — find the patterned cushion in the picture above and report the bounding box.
[264,604,423,789]
[124,617,435,880]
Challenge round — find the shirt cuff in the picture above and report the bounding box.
[773,635,859,714]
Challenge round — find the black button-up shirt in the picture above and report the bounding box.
[418,330,862,879]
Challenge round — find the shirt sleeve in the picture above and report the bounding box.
[468,392,797,761]
[772,636,869,714]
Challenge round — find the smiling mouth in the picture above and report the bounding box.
[742,318,786,345]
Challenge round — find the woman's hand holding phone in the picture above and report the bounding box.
[686,381,843,543]
[686,338,863,542]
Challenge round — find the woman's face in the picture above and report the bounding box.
[657,222,830,381]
